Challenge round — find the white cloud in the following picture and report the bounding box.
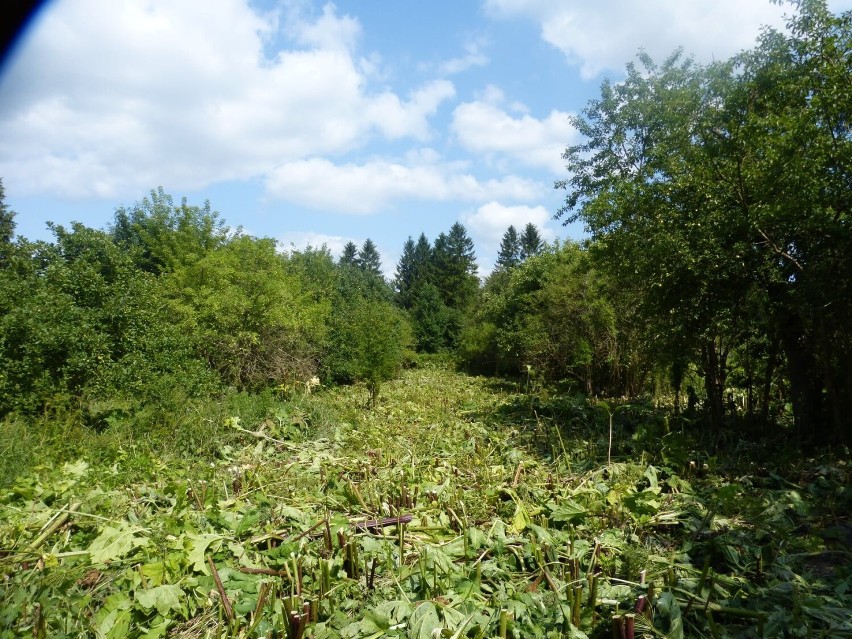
[464,201,555,247]
[277,231,353,258]
[367,80,456,140]
[265,158,543,213]
[463,201,557,272]
[0,0,455,198]
[288,2,362,52]
[451,98,576,173]
[439,37,490,75]
[484,0,794,78]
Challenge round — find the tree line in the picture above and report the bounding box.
[0,0,848,446]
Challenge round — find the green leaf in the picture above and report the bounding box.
[186,533,226,573]
[140,561,166,586]
[409,601,441,639]
[93,608,132,639]
[566,623,589,639]
[549,499,587,524]
[136,584,184,616]
[644,464,659,490]
[88,523,148,563]
[656,592,683,639]
[92,593,133,639]
[63,459,90,478]
[139,621,170,639]
[511,502,531,533]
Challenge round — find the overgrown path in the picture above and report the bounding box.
[1,365,849,638]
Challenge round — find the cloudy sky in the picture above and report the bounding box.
[2,0,850,274]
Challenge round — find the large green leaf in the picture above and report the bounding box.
[88,523,148,563]
[548,499,587,524]
[136,584,184,616]
[409,601,441,639]
[185,533,226,573]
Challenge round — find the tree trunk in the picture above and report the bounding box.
[700,340,726,431]
[776,310,823,444]
[760,336,779,427]
[815,308,851,446]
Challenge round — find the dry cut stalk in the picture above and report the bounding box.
[207,555,234,622]
[354,514,413,532]
[27,502,81,552]
[239,566,287,577]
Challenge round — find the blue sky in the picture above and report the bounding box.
[2,0,850,275]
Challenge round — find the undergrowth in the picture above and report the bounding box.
[0,366,849,638]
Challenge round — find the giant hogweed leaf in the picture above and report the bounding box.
[409,601,441,639]
[92,609,132,639]
[656,592,684,639]
[136,584,184,616]
[92,592,133,639]
[186,533,227,573]
[512,502,531,533]
[88,523,148,563]
[548,499,587,524]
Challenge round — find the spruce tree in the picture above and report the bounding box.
[413,233,433,283]
[496,225,521,270]
[339,241,358,267]
[432,222,479,311]
[356,238,383,277]
[519,223,543,260]
[393,236,418,308]
[0,179,16,267]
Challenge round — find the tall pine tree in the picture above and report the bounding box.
[0,179,16,268]
[496,225,521,270]
[432,222,479,311]
[519,223,543,260]
[339,241,358,267]
[394,232,435,309]
[356,239,382,277]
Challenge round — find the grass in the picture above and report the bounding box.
[0,364,849,638]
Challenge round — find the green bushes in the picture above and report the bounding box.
[0,224,215,418]
[459,242,625,393]
[0,188,415,436]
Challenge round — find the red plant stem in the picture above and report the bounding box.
[207,556,234,622]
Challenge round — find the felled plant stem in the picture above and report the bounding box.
[208,555,234,623]
[27,502,81,552]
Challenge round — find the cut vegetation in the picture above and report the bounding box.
[2,364,849,638]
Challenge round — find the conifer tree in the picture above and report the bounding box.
[519,223,543,260]
[432,222,479,311]
[339,241,358,267]
[0,179,16,267]
[394,237,417,308]
[496,225,521,270]
[356,238,383,277]
[395,232,435,309]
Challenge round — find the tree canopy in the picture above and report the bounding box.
[556,0,851,443]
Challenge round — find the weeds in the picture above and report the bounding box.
[0,366,849,637]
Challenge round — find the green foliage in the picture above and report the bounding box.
[355,238,383,277]
[0,223,214,417]
[162,234,328,391]
[110,186,228,274]
[557,2,852,441]
[518,222,543,261]
[495,225,521,270]
[432,223,478,312]
[2,365,848,638]
[408,282,450,353]
[326,295,412,404]
[338,240,358,267]
[461,243,619,392]
[0,178,15,266]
